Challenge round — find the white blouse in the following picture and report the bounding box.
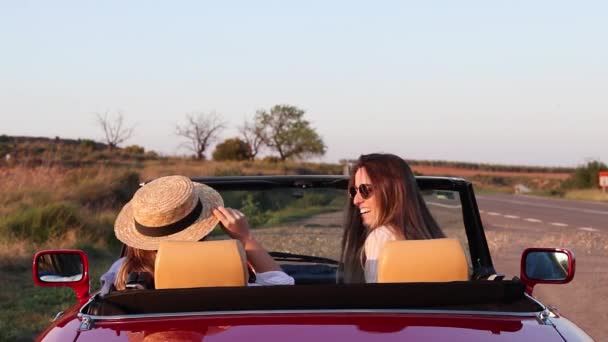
[363,225,398,283]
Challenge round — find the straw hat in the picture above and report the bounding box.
[115,175,224,250]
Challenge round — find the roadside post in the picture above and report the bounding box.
[600,171,608,193]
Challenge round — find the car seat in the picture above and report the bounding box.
[377,238,469,283]
[155,240,248,289]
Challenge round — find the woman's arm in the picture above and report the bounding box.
[213,207,281,273]
[99,257,125,296]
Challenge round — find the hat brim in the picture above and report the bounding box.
[114,183,224,250]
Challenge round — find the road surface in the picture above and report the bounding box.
[477,193,608,234]
[477,193,608,340]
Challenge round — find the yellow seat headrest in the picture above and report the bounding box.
[377,238,469,283]
[155,240,248,289]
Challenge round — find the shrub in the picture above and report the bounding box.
[212,138,252,161]
[145,151,159,159]
[123,145,145,155]
[262,156,281,163]
[213,168,244,176]
[489,176,508,187]
[562,160,608,189]
[111,171,141,204]
[0,203,81,243]
[240,193,269,227]
[313,163,344,175]
[79,139,98,151]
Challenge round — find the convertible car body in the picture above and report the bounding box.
[32,176,593,341]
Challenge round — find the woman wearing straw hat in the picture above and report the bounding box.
[100,175,293,294]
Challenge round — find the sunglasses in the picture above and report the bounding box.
[349,184,373,199]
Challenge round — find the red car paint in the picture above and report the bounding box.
[39,311,571,341]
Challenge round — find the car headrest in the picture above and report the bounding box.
[377,238,469,283]
[155,240,248,289]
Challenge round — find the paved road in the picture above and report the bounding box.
[477,193,608,233]
[477,193,608,340]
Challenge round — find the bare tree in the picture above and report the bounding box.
[95,111,135,150]
[238,118,265,160]
[176,112,226,160]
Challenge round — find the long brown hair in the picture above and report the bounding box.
[114,246,157,290]
[339,153,445,283]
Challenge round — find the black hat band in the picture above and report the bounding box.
[134,199,203,237]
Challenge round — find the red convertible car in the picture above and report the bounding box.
[32,176,592,341]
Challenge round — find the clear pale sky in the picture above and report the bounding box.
[1,1,606,166]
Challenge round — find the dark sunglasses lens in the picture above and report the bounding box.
[349,184,372,199]
[359,184,371,199]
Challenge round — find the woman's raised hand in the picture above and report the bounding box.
[212,206,252,243]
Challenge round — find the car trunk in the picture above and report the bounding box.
[74,313,565,341]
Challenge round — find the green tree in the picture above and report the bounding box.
[256,104,326,161]
[563,160,608,189]
[212,138,252,161]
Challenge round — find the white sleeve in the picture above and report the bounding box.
[364,226,397,283]
[99,257,125,296]
[248,271,295,286]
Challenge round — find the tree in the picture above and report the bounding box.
[95,111,135,150]
[256,105,326,161]
[176,112,226,160]
[562,160,608,189]
[212,138,252,161]
[239,118,265,160]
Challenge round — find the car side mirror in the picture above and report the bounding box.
[33,250,90,303]
[520,248,575,295]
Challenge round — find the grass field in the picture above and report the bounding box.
[0,246,119,342]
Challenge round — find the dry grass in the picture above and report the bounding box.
[0,209,117,269]
[564,189,608,203]
[139,159,342,180]
[0,212,118,269]
[0,165,131,269]
[410,164,570,194]
[411,165,571,180]
[0,166,67,192]
[0,230,80,268]
[0,165,138,209]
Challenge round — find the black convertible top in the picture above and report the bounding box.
[89,280,540,316]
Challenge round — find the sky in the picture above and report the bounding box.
[1,0,607,166]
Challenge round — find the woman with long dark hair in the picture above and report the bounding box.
[339,153,445,283]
